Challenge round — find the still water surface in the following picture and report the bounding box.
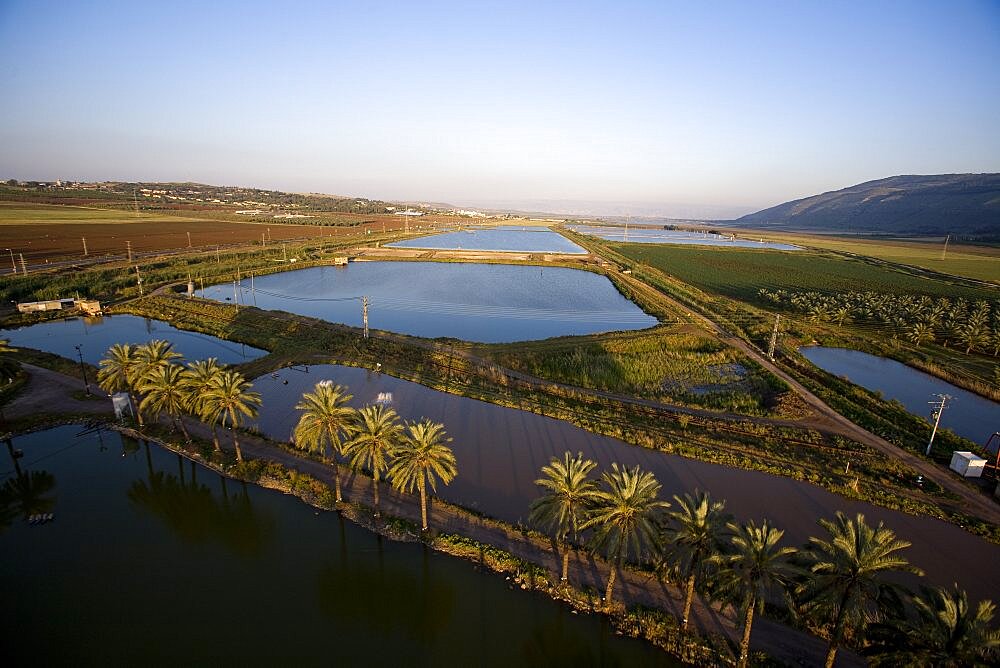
[387,226,587,254]
[0,314,266,365]
[1,425,674,666]
[252,364,1000,602]
[204,262,657,342]
[569,225,802,250]
[799,346,1000,445]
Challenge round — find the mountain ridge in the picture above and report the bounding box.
[732,173,1000,238]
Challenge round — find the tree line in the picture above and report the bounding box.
[759,289,1000,354]
[97,340,456,531]
[529,451,999,668]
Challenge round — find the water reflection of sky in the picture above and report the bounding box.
[204,262,657,342]
[569,225,802,250]
[800,346,1000,444]
[0,315,266,365]
[387,226,587,254]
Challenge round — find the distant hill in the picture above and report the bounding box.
[733,174,1000,238]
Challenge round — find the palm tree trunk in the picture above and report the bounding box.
[682,572,697,630]
[228,410,243,462]
[738,597,756,668]
[419,477,428,531]
[176,415,191,442]
[561,541,570,582]
[131,391,144,426]
[332,460,343,503]
[210,424,220,452]
[825,589,852,668]
[604,559,618,608]
[372,475,380,517]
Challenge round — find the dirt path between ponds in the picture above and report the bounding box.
[3,363,111,422]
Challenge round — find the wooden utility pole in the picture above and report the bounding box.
[941,234,951,260]
[926,394,951,455]
[187,231,192,248]
[250,272,256,306]
[362,296,369,339]
[82,237,88,256]
[135,265,143,296]
[19,253,27,275]
[768,314,781,360]
[126,241,133,263]
[233,280,239,311]
[216,246,221,263]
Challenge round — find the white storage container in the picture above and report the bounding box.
[949,451,987,478]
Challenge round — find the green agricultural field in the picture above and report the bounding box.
[753,232,1000,283]
[0,202,203,225]
[613,244,997,305]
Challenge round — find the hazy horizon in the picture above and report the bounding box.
[2,1,998,216]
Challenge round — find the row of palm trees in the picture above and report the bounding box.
[290,381,457,530]
[97,341,261,461]
[758,289,1000,355]
[96,342,458,531]
[529,452,999,667]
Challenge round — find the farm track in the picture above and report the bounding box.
[608,263,1000,524]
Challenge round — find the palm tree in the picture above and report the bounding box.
[713,519,798,668]
[388,419,457,531]
[138,363,193,442]
[343,404,402,518]
[529,451,599,583]
[134,339,182,381]
[582,463,670,608]
[907,321,935,347]
[293,382,356,503]
[203,370,261,463]
[661,490,732,631]
[797,511,924,668]
[183,358,225,452]
[865,584,1000,667]
[97,343,144,425]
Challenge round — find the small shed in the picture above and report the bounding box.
[332,256,349,266]
[17,298,75,313]
[76,299,102,316]
[949,451,987,478]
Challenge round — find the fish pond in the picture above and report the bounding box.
[0,425,675,666]
[0,314,266,365]
[252,364,1000,602]
[568,225,801,251]
[799,346,1000,445]
[204,262,657,342]
[387,226,587,254]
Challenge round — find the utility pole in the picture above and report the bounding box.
[135,265,143,296]
[133,188,139,217]
[6,248,15,274]
[262,232,266,247]
[941,234,950,260]
[82,237,88,256]
[624,215,629,242]
[362,296,369,339]
[216,246,221,263]
[187,272,194,298]
[74,344,91,395]
[200,276,204,297]
[233,280,239,311]
[768,314,781,360]
[126,241,133,263]
[19,253,27,275]
[925,394,951,455]
[187,231,192,248]
[250,272,256,306]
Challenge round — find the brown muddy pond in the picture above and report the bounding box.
[252,365,1000,603]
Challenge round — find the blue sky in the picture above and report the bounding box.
[1,0,998,217]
